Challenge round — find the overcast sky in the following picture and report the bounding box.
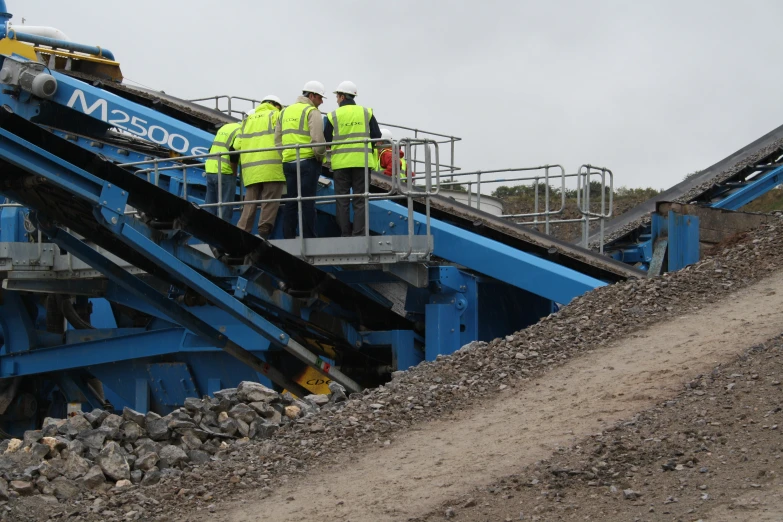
[14,0,783,192]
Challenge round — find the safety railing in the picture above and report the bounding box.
[188,95,261,119]
[189,94,461,178]
[417,164,613,246]
[117,137,440,264]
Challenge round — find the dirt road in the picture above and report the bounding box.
[208,270,783,522]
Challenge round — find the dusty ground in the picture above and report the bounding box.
[200,268,783,522]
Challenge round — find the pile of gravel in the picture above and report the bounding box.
[4,218,783,521]
[0,381,347,515]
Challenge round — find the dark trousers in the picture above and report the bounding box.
[282,159,320,239]
[333,167,368,237]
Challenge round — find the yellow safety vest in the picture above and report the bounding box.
[235,103,283,186]
[280,102,316,163]
[205,122,240,175]
[327,105,374,170]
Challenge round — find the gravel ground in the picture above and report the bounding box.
[2,216,783,521]
[420,334,783,521]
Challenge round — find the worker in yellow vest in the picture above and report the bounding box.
[274,81,326,239]
[204,121,241,221]
[324,81,382,237]
[234,95,284,239]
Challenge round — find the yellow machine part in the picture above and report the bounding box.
[283,365,332,397]
[0,38,123,82]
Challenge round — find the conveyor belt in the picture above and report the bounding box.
[0,111,411,332]
[589,123,783,248]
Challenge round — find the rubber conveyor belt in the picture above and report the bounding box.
[0,111,412,332]
[587,123,783,248]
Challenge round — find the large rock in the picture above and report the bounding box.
[0,479,9,501]
[52,476,82,500]
[187,450,210,465]
[122,407,146,428]
[146,417,170,441]
[67,439,85,457]
[328,381,348,403]
[96,442,130,481]
[158,445,189,468]
[218,417,238,436]
[101,414,123,429]
[118,421,143,443]
[30,442,50,460]
[236,381,277,403]
[213,388,238,402]
[3,438,22,454]
[304,394,329,407]
[134,452,159,472]
[249,419,279,440]
[62,453,92,480]
[140,469,161,487]
[9,480,34,496]
[83,409,110,427]
[79,465,106,490]
[38,459,64,480]
[58,415,92,437]
[22,430,43,448]
[76,429,106,452]
[228,403,258,424]
[183,398,204,413]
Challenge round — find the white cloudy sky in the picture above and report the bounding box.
[14,0,783,191]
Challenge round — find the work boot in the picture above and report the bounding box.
[258,224,272,240]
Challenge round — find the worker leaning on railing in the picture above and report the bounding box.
[324,81,382,238]
[204,121,241,222]
[274,81,327,239]
[376,128,411,180]
[233,95,285,239]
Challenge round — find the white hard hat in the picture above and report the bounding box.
[380,128,394,141]
[246,106,258,115]
[334,80,358,97]
[302,80,326,97]
[261,94,282,105]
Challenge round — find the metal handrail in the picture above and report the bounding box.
[119,137,440,263]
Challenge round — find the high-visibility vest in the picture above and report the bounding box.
[280,102,316,163]
[327,105,374,170]
[235,103,283,186]
[205,122,240,175]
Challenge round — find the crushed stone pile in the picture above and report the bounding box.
[3,217,783,521]
[0,381,348,518]
[429,335,783,521]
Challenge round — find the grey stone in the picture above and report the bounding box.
[23,430,43,447]
[84,408,110,427]
[201,411,218,427]
[248,401,275,416]
[79,465,106,490]
[96,442,130,481]
[62,453,92,480]
[167,419,197,430]
[76,429,106,451]
[58,415,92,437]
[187,450,210,465]
[38,459,64,480]
[181,432,202,450]
[213,388,238,402]
[30,442,50,460]
[118,421,143,443]
[158,445,189,468]
[130,469,143,484]
[236,381,277,403]
[9,480,34,496]
[183,397,204,412]
[39,494,59,505]
[328,381,347,403]
[304,394,329,408]
[140,469,161,487]
[219,417,238,436]
[623,489,639,500]
[134,452,159,472]
[41,424,59,437]
[229,403,258,424]
[146,417,170,441]
[66,439,84,457]
[101,413,124,430]
[52,476,82,500]
[0,479,9,501]
[236,418,250,438]
[122,407,146,428]
[133,438,158,455]
[249,419,279,439]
